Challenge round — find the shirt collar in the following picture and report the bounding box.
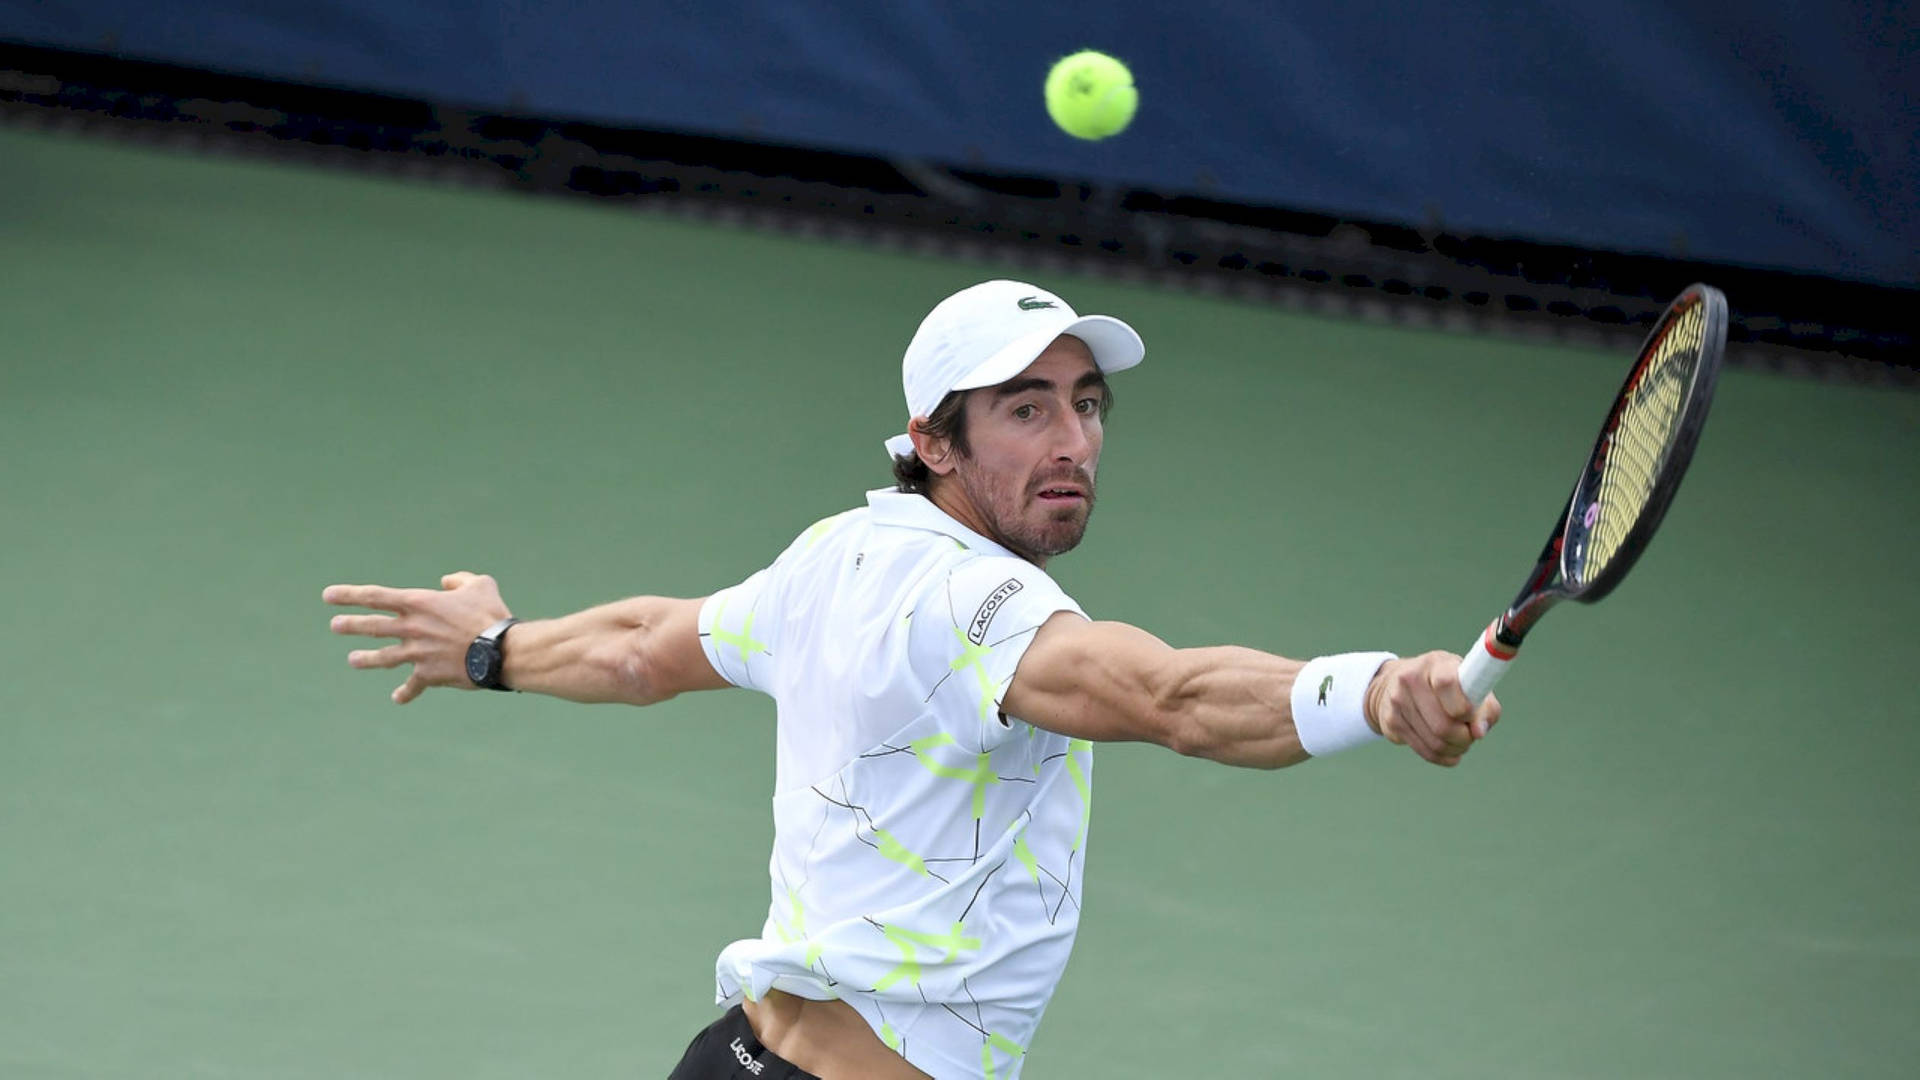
[865,488,1021,559]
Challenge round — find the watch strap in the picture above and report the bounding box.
[470,616,521,691]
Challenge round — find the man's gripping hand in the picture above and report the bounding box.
[1364,651,1502,767]
[323,572,512,704]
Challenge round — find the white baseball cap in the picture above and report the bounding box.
[883,279,1146,459]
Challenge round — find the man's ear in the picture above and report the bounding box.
[909,417,959,477]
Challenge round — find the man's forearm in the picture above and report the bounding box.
[1006,619,1317,769]
[501,596,690,706]
[1152,645,1316,769]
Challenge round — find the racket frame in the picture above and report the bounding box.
[1460,283,1727,702]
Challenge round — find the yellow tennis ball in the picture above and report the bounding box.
[1044,50,1137,140]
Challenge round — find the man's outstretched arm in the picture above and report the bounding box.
[323,572,727,706]
[1002,613,1500,768]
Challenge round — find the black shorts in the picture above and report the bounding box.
[667,1005,820,1080]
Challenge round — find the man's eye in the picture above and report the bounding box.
[1013,404,1036,420]
[1075,398,1099,413]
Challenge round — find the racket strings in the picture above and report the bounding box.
[1587,302,1706,573]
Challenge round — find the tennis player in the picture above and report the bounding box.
[324,279,1499,1079]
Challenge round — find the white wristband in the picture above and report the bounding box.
[1291,652,1397,757]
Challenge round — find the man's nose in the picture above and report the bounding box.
[1051,411,1092,462]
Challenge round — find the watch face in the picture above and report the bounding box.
[465,642,491,685]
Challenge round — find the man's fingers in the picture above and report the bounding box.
[1403,677,1469,757]
[391,674,427,705]
[1377,655,1499,763]
[1411,656,1477,757]
[1427,655,1474,722]
[1471,693,1503,740]
[1405,700,1472,763]
[323,583,413,612]
[330,614,404,639]
[1382,683,1444,761]
[348,644,412,670]
[327,575,502,705]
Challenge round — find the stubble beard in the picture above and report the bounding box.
[957,465,1096,562]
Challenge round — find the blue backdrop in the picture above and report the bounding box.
[8,1,1914,285]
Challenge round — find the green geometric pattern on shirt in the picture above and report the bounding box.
[873,827,930,877]
[873,919,983,991]
[1012,828,1040,885]
[803,510,853,548]
[772,888,823,968]
[909,732,998,819]
[982,1031,1025,1080]
[707,595,766,670]
[949,626,1001,720]
[1065,738,1093,852]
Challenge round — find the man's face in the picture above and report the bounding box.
[937,336,1109,562]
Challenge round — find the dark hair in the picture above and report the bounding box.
[890,390,971,494]
[888,378,1117,494]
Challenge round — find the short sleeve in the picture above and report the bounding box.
[699,567,777,693]
[921,555,1087,745]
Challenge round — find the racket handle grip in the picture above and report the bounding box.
[1458,619,1516,705]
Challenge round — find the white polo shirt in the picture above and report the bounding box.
[697,488,1094,1080]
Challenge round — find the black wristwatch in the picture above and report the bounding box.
[464,617,521,691]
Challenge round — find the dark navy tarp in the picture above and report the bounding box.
[7,1,1913,284]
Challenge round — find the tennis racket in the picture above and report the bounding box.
[1457,283,1728,703]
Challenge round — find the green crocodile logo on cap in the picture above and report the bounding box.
[1017,296,1057,310]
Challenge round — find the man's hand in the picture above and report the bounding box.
[1365,651,1501,767]
[323,572,512,704]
